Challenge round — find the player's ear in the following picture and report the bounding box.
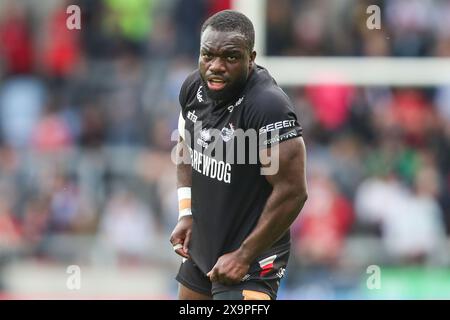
[249,51,256,68]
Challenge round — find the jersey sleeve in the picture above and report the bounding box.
[247,89,303,149]
[178,76,189,112]
[178,71,199,141]
[178,112,186,140]
[178,69,200,113]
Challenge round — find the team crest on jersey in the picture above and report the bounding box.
[196,86,204,102]
[197,128,211,148]
[200,128,211,142]
[220,123,235,142]
[227,95,244,112]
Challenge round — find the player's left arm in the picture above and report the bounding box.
[241,136,308,259]
[208,137,308,285]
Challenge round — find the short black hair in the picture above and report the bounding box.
[201,10,255,52]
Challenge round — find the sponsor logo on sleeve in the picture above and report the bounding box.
[262,129,298,146]
[259,120,296,134]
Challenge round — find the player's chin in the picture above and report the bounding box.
[205,86,230,100]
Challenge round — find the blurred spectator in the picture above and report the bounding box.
[103,0,154,56]
[46,172,86,233]
[0,145,20,196]
[0,77,45,149]
[78,104,106,149]
[21,195,51,251]
[388,89,435,147]
[31,104,73,152]
[0,194,22,291]
[305,81,355,132]
[0,196,22,249]
[384,165,446,264]
[355,172,408,228]
[97,188,159,265]
[293,170,354,266]
[206,0,231,17]
[328,134,365,197]
[263,0,450,58]
[173,0,207,58]
[361,30,391,56]
[355,164,446,264]
[265,0,294,56]
[147,12,175,57]
[291,1,328,56]
[41,0,81,80]
[0,1,34,75]
[142,57,194,122]
[435,86,450,127]
[105,52,145,145]
[385,0,434,57]
[78,0,120,59]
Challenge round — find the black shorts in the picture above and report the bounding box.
[176,246,290,300]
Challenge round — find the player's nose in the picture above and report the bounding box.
[209,57,226,73]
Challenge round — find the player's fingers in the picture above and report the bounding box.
[175,248,190,258]
[183,231,191,253]
[207,268,217,282]
[172,241,189,258]
[169,232,185,245]
[173,242,189,258]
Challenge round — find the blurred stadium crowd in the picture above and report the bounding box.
[0,0,450,299]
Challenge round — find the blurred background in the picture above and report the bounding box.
[0,0,450,299]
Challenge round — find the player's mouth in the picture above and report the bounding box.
[207,77,227,91]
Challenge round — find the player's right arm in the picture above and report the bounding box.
[169,114,193,259]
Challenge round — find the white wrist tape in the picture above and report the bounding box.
[178,187,192,220]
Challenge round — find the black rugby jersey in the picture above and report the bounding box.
[179,65,303,274]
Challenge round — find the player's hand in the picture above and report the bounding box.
[207,250,250,285]
[169,216,193,259]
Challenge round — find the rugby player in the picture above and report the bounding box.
[170,10,308,300]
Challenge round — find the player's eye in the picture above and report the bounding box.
[227,56,238,62]
[202,53,213,60]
